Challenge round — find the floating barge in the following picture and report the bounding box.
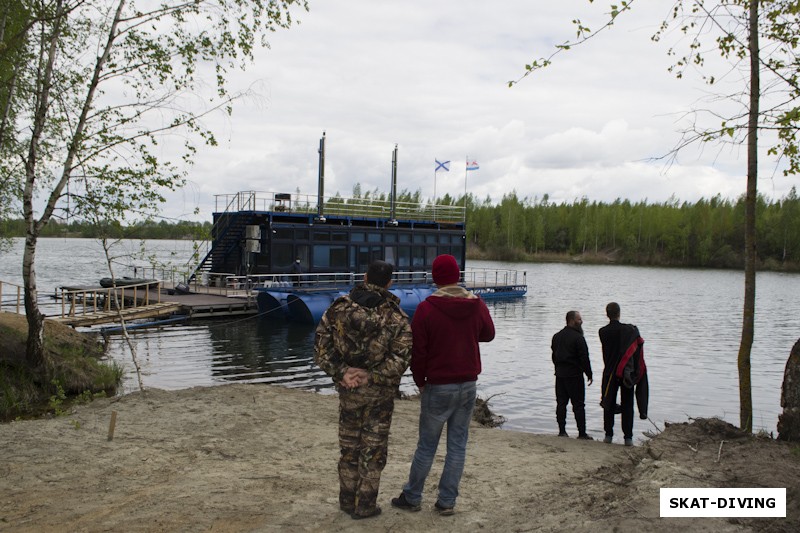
[180,134,527,323]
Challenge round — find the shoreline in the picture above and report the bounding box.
[1,383,796,532]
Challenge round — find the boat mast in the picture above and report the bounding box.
[390,144,398,225]
[316,131,326,222]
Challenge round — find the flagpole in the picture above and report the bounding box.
[433,160,437,221]
[463,156,468,222]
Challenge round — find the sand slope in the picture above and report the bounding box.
[1,384,797,532]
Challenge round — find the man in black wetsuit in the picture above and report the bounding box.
[551,310,594,440]
[600,302,637,447]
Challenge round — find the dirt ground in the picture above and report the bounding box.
[1,383,798,532]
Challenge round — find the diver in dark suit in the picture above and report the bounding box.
[599,302,635,446]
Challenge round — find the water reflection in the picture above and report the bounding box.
[206,318,322,386]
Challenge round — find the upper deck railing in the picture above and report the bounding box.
[214,191,466,224]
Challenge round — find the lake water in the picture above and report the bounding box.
[2,237,798,439]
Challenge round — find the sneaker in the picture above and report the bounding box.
[434,501,455,516]
[577,433,594,440]
[603,435,613,444]
[351,507,382,520]
[624,438,634,447]
[391,493,421,512]
[558,431,569,437]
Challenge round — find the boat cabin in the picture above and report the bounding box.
[196,191,466,282]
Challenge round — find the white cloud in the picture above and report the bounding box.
[159,0,798,221]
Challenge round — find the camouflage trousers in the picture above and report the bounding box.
[337,389,395,516]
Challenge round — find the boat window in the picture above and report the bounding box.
[425,234,437,244]
[426,246,437,265]
[295,229,309,240]
[332,232,348,242]
[438,245,451,257]
[412,246,425,267]
[313,245,347,269]
[439,234,452,244]
[413,234,424,244]
[370,245,382,263]
[314,230,331,242]
[356,246,371,272]
[384,233,397,243]
[398,233,411,243]
[384,246,396,266]
[353,245,383,271]
[351,232,365,242]
[397,246,411,268]
[367,233,381,243]
[451,243,464,260]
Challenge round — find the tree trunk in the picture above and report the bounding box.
[737,1,759,433]
[21,0,64,369]
[23,232,45,368]
[778,339,800,441]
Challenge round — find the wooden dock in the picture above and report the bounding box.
[50,281,258,327]
[52,302,184,327]
[147,290,258,319]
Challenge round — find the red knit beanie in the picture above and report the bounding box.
[432,254,460,286]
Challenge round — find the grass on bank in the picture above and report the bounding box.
[0,312,122,421]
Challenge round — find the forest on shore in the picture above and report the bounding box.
[1,187,799,271]
[462,187,800,271]
[0,218,212,241]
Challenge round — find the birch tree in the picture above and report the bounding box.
[1,0,307,369]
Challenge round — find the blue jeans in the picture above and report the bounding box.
[402,381,477,508]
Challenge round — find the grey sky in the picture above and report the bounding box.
[163,0,797,221]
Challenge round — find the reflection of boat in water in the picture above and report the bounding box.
[99,276,158,288]
[186,133,526,323]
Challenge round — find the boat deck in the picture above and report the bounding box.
[49,271,525,327]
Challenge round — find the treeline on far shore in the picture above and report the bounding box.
[462,187,800,272]
[0,218,212,240]
[2,186,800,272]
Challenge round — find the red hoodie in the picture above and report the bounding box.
[410,288,495,389]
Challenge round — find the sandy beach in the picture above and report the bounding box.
[1,383,797,532]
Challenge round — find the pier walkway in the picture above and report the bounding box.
[50,280,257,327]
[50,281,179,327]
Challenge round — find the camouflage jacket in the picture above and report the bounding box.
[314,283,412,393]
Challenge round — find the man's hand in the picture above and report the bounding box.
[340,367,369,389]
[587,377,593,386]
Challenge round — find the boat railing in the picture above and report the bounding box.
[462,268,527,288]
[214,191,466,223]
[231,269,526,292]
[108,266,527,298]
[0,279,24,314]
[229,270,433,292]
[124,265,191,286]
[56,281,162,319]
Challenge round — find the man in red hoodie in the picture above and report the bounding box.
[391,254,495,516]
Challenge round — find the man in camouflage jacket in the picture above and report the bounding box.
[314,260,412,520]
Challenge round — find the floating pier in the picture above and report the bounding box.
[50,281,257,327]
